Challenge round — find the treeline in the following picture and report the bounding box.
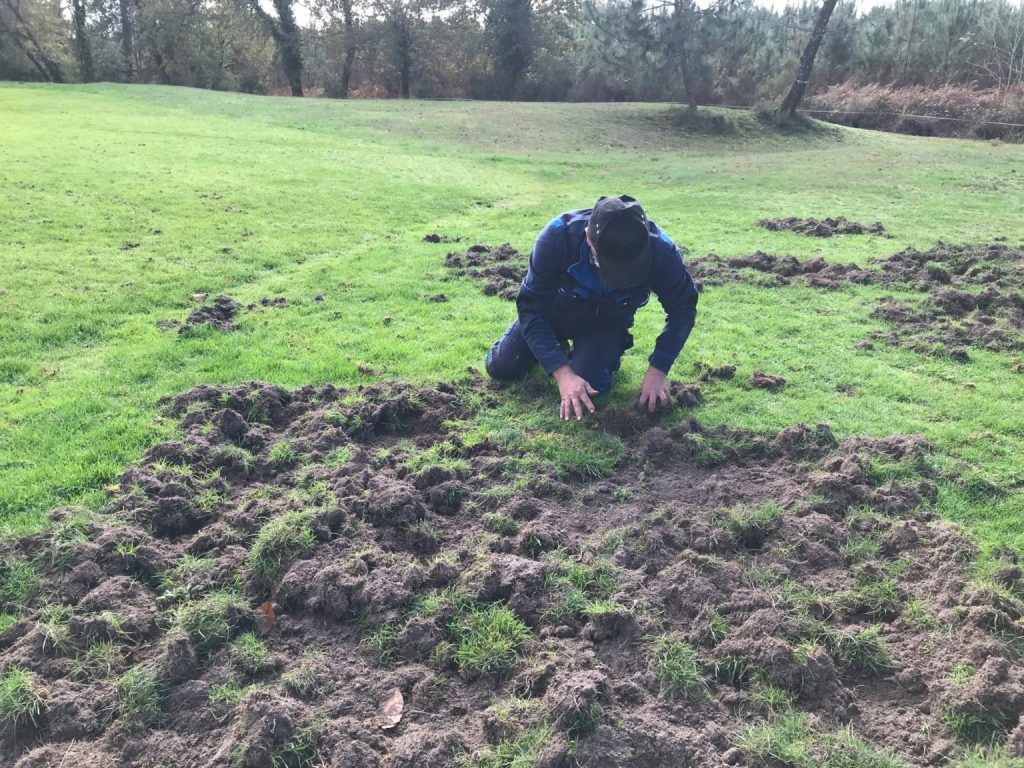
[2,0,1023,108]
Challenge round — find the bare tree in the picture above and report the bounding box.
[779,0,839,118]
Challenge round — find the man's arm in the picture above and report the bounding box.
[516,221,571,375]
[648,239,699,375]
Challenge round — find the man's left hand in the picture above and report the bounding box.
[638,366,671,413]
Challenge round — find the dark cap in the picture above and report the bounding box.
[587,195,651,290]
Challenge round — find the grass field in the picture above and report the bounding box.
[1,82,1023,558]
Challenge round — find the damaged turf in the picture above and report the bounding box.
[691,243,1024,360]
[3,381,1024,766]
[444,244,528,300]
[758,217,887,238]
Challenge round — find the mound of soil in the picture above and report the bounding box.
[4,380,1024,766]
[444,244,527,300]
[179,295,241,334]
[690,243,1024,359]
[758,217,887,237]
[750,371,786,390]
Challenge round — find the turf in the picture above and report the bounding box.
[1,83,1022,558]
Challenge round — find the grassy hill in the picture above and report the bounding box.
[1,82,1022,554]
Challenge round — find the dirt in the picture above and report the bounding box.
[4,379,1024,767]
[444,244,528,301]
[758,217,887,238]
[750,372,786,390]
[179,296,241,334]
[424,234,463,244]
[690,242,1024,360]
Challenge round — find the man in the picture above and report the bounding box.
[485,195,699,421]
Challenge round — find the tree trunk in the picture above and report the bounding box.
[119,0,135,81]
[395,12,411,98]
[778,0,839,118]
[71,0,94,82]
[672,0,699,114]
[340,0,355,96]
[249,0,304,96]
[1,0,65,82]
[272,0,304,96]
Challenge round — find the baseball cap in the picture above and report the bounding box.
[587,195,652,290]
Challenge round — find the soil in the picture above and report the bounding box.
[4,380,1024,767]
[758,217,887,238]
[179,296,241,334]
[690,242,1024,359]
[444,244,528,300]
[750,372,786,390]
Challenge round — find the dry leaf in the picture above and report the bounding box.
[256,601,275,635]
[377,687,404,730]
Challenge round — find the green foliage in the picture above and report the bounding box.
[174,590,253,657]
[361,622,402,667]
[951,745,1024,767]
[36,603,73,654]
[450,603,531,678]
[271,724,322,768]
[246,510,316,587]
[712,654,757,688]
[460,726,554,768]
[209,681,262,708]
[821,625,892,674]
[949,663,977,686]
[115,666,162,729]
[230,632,270,675]
[267,441,299,469]
[544,551,621,621]
[706,608,729,645]
[323,446,353,468]
[482,512,520,537]
[0,667,45,727]
[736,712,908,768]
[750,681,795,713]
[69,641,124,681]
[0,558,42,612]
[649,636,708,698]
[942,707,1006,746]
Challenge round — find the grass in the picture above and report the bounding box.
[0,557,42,613]
[450,603,531,678]
[246,509,316,588]
[649,635,709,698]
[736,711,908,768]
[0,666,45,727]
[69,640,124,681]
[114,665,162,729]
[230,632,270,675]
[174,590,253,657]
[724,502,781,548]
[209,681,262,708]
[459,726,554,768]
[0,86,1019,562]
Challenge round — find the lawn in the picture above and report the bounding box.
[1,82,1022,556]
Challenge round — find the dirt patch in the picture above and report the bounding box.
[751,371,786,390]
[444,244,528,300]
[2,380,1022,767]
[758,217,887,237]
[423,234,463,244]
[691,243,1024,359]
[246,297,289,311]
[179,295,240,334]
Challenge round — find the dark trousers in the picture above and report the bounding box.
[485,320,632,395]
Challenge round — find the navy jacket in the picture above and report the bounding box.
[516,208,698,375]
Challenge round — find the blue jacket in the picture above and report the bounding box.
[516,208,698,375]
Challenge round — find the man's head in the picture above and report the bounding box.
[585,195,652,290]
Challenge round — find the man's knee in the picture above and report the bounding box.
[485,323,535,381]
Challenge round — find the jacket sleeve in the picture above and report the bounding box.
[515,222,571,375]
[648,239,699,374]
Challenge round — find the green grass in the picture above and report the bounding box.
[229,631,270,675]
[114,665,162,729]
[69,640,124,681]
[736,711,908,768]
[209,681,262,708]
[246,509,316,588]
[0,666,45,727]
[0,84,1023,571]
[174,590,253,657]
[450,603,531,678]
[649,635,709,698]
[459,726,554,768]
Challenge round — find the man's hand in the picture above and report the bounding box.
[553,365,598,421]
[638,366,671,413]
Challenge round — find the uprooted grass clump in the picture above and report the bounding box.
[246,510,316,588]
[114,665,162,730]
[174,590,254,657]
[0,666,45,728]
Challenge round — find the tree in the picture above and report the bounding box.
[0,0,66,81]
[70,0,94,81]
[778,0,839,118]
[119,0,135,80]
[483,0,533,98]
[249,0,304,95]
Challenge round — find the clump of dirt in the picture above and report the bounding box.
[3,380,1022,767]
[694,361,737,382]
[179,295,240,334]
[247,297,289,311]
[751,371,787,390]
[758,216,887,237]
[691,243,1024,359]
[423,234,463,244]
[444,244,528,300]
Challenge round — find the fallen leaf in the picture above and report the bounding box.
[377,687,404,730]
[256,601,275,634]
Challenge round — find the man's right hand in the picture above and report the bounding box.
[553,366,598,421]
